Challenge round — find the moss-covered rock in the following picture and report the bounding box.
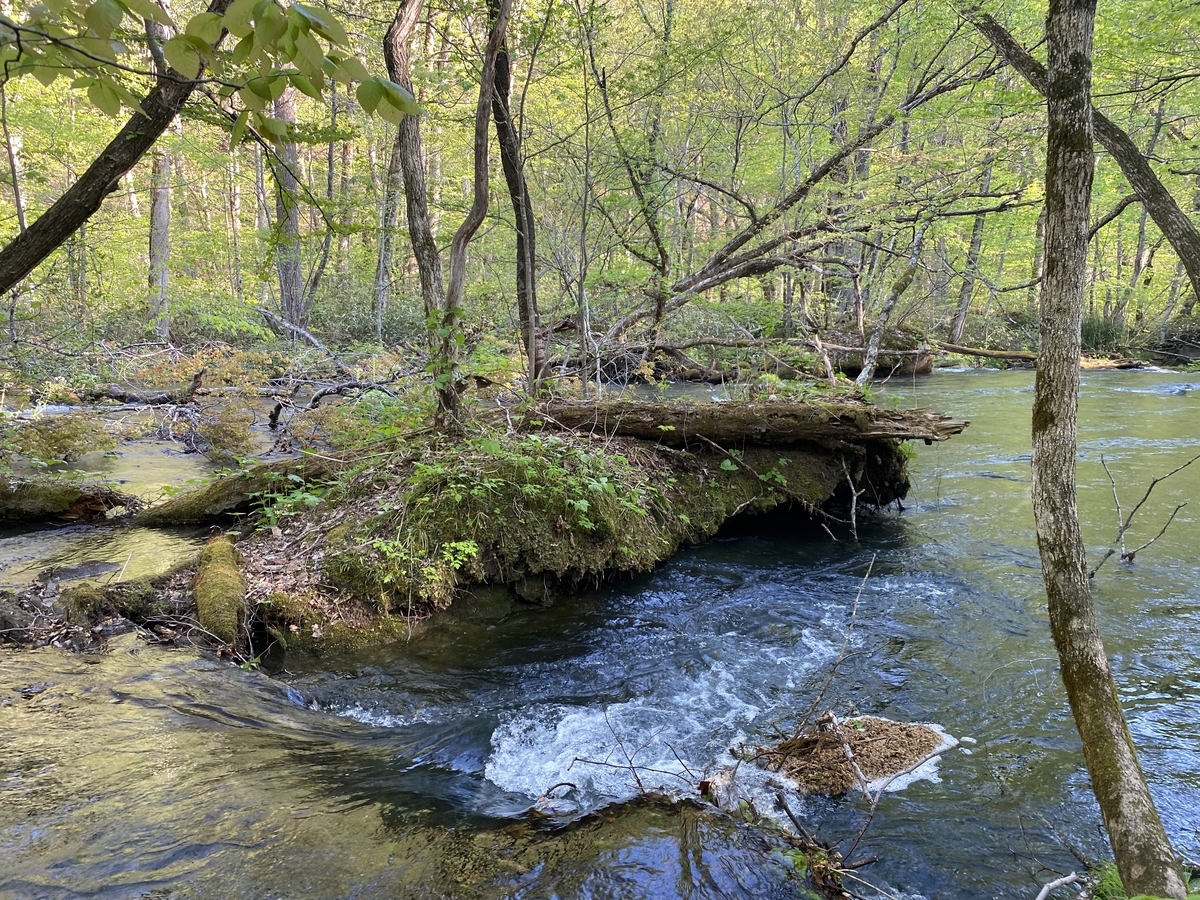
[0,476,140,521]
[194,537,246,644]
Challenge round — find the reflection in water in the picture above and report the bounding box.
[0,369,1198,899]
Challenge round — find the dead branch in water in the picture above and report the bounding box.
[1090,451,1200,577]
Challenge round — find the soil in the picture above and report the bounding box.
[759,714,944,796]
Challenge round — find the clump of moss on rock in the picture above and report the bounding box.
[194,536,246,644]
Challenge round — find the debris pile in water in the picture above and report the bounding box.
[758,713,945,796]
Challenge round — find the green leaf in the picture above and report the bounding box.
[289,72,321,100]
[291,30,324,78]
[222,0,257,38]
[238,83,268,110]
[108,79,147,115]
[291,1,348,46]
[379,78,418,114]
[256,3,286,46]
[256,115,289,142]
[162,35,201,78]
[84,0,123,37]
[330,51,369,83]
[355,77,383,113]
[229,108,250,146]
[116,0,173,27]
[32,65,59,87]
[185,11,223,44]
[87,78,122,116]
[230,33,256,66]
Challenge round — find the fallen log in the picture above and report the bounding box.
[83,370,206,405]
[530,399,968,449]
[0,476,141,521]
[935,341,1038,362]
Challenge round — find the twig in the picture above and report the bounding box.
[796,555,875,732]
[841,457,864,542]
[844,742,954,861]
[1090,451,1200,577]
[1033,872,1079,900]
[774,790,817,844]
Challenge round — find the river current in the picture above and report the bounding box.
[1,368,1198,899]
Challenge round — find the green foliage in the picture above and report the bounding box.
[0,411,116,466]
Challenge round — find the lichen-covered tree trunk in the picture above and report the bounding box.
[1031,3,1186,896]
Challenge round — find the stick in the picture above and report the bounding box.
[1033,872,1079,900]
[1090,451,1200,577]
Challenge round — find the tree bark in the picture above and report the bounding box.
[966,5,1200,314]
[1031,3,1186,897]
[949,155,995,343]
[0,0,235,297]
[489,0,547,392]
[271,89,306,330]
[148,147,171,340]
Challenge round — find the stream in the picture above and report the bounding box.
[2,368,1198,899]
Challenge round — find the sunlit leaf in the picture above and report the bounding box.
[289,72,321,100]
[229,108,249,146]
[291,1,348,46]
[87,78,121,116]
[185,11,223,45]
[162,34,201,77]
[222,0,256,38]
[355,76,382,113]
[83,0,123,38]
[256,3,285,46]
[380,78,418,115]
[116,0,172,28]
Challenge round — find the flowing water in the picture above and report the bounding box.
[2,369,1199,899]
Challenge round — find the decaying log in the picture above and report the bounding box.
[530,399,967,450]
[83,370,206,405]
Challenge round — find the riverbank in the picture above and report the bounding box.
[2,395,965,659]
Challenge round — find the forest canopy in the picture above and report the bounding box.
[0,0,1198,380]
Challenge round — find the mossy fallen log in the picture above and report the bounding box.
[136,454,342,525]
[0,476,141,521]
[194,536,245,644]
[531,399,967,450]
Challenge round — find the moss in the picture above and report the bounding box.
[63,585,107,624]
[193,536,245,644]
[0,476,139,520]
[137,455,341,525]
[61,580,165,625]
[320,434,844,613]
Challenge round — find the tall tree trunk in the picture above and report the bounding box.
[1031,3,1186,896]
[1,87,28,236]
[374,126,404,344]
[0,0,235,296]
[950,156,995,343]
[856,226,924,385]
[489,0,547,392]
[271,89,306,330]
[148,147,171,340]
[385,0,512,425]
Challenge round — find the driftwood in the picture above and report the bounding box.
[83,370,206,405]
[530,399,967,450]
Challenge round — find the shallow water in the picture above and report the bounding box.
[2,369,1199,899]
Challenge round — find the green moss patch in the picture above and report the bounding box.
[194,536,246,644]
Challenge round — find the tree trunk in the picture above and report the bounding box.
[1,87,28,235]
[0,0,235,296]
[1031,3,1186,896]
[489,0,547,393]
[148,147,171,340]
[856,226,925,385]
[373,126,404,344]
[271,89,306,330]
[949,156,995,343]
